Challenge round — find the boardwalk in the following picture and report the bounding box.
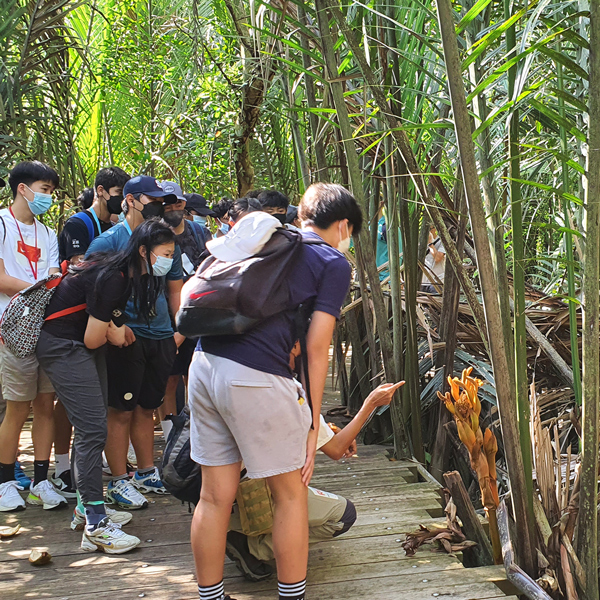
[1,433,518,600]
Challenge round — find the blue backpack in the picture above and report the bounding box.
[70,212,96,243]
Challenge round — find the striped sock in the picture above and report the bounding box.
[198,581,225,600]
[278,579,306,600]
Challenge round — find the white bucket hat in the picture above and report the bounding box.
[206,211,282,262]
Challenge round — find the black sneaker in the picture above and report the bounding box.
[225,531,274,582]
[50,470,77,500]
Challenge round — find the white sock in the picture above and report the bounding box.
[161,420,173,440]
[55,453,70,477]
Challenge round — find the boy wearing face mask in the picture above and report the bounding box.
[59,167,131,265]
[183,193,216,233]
[0,161,67,512]
[258,189,290,226]
[86,176,183,510]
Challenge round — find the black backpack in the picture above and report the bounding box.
[159,407,202,505]
[176,228,324,338]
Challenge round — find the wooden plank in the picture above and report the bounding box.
[11,565,515,600]
[1,424,515,600]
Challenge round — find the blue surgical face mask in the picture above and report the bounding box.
[220,222,230,234]
[24,185,53,216]
[192,215,207,227]
[150,252,173,277]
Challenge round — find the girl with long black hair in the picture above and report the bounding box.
[36,218,176,554]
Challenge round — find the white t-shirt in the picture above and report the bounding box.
[317,414,335,450]
[0,208,59,314]
[423,238,445,284]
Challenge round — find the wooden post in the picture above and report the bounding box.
[443,471,494,567]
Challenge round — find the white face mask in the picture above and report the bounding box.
[337,221,351,253]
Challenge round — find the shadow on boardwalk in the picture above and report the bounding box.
[0,428,519,600]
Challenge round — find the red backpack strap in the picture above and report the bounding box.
[45,304,87,322]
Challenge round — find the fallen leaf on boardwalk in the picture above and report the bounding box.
[402,498,477,557]
[29,549,52,565]
[0,524,21,538]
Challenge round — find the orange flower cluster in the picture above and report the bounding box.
[438,367,501,562]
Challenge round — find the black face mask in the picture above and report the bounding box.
[163,210,185,227]
[273,213,287,225]
[106,194,124,215]
[138,201,164,220]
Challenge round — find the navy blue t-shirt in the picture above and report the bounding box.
[200,231,351,378]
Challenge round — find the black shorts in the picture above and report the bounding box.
[106,336,177,411]
[170,337,197,376]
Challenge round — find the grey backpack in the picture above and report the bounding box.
[159,407,202,505]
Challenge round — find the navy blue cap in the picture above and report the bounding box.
[123,176,178,203]
[183,193,216,216]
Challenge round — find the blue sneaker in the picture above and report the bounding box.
[14,462,31,491]
[106,478,148,510]
[132,467,168,495]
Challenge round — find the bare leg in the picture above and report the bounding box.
[267,469,309,584]
[130,406,156,470]
[105,407,132,476]
[0,400,30,464]
[191,463,241,586]
[158,375,179,420]
[31,392,56,462]
[53,400,72,455]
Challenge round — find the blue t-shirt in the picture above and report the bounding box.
[200,231,352,378]
[375,216,403,281]
[86,221,183,340]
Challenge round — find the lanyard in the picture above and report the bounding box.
[122,219,133,237]
[89,207,102,235]
[9,207,38,279]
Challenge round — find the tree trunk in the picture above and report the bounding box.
[434,0,536,574]
[576,1,600,596]
[224,0,276,195]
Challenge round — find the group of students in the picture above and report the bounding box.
[0,160,402,600]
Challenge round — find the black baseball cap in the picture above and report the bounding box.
[123,176,178,203]
[0,177,5,189]
[184,193,216,216]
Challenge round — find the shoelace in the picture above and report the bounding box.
[117,480,144,499]
[35,480,56,494]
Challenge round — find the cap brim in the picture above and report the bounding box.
[197,207,216,216]
[162,194,179,204]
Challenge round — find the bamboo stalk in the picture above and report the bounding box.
[315,0,411,458]
[576,1,600,597]
[556,46,582,406]
[503,0,534,514]
[433,0,536,574]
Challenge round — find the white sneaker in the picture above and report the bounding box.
[106,478,148,510]
[127,442,137,465]
[70,505,133,531]
[27,479,68,510]
[0,481,26,512]
[81,518,140,554]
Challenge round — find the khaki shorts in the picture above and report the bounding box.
[229,486,348,561]
[0,343,54,402]
[188,352,312,479]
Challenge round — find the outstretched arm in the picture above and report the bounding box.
[320,381,405,460]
